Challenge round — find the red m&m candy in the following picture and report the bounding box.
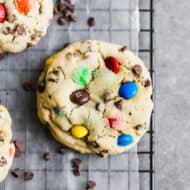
[0,4,6,23]
[108,117,119,128]
[105,56,120,74]
[15,0,36,14]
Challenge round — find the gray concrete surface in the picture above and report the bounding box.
[155,0,190,190]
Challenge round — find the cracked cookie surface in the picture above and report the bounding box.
[0,105,15,182]
[37,40,153,157]
[0,0,53,53]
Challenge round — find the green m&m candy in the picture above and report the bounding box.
[72,67,92,87]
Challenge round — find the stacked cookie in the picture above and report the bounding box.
[0,0,53,53]
[37,40,153,157]
[0,105,15,182]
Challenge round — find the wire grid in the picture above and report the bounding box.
[0,0,155,189]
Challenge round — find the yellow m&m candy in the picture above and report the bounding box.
[71,125,88,138]
[46,56,55,66]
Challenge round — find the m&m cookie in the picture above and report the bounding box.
[37,40,153,157]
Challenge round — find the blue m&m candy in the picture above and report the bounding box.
[119,82,138,99]
[53,107,61,115]
[117,134,133,147]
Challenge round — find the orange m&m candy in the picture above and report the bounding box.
[15,0,36,14]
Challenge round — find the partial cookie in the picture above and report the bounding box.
[37,40,153,157]
[0,0,53,53]
[0,105,15,182]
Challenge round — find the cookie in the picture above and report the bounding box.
[0,105,15,182]
[37,40,153,157]
[0,0,53,53]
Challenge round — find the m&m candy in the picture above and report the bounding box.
[71,125,88,138]
[105,56,120,74]
[53,107,61,115]
[119,82,138,99]
[15,0,36,14]
[117,134,133,147]
[0,4,6,23]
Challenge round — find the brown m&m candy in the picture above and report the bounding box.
[70,89,89,105]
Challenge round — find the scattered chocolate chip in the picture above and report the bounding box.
[144,79,151,87]
[63,9,72,17]
[114,100,123,110]
[69,14,78,22]
[13,140,22,157]
[58,16,67,25]
[87,17,96,27]
[11,168,20,178]
[86,180,96,189]
[53,6,59,14]
[24,171,34,181]
[43,152,53,161]
[72,158,82,168]
[22,81,35,92]
[120,46,128,52]
[38,80,45,93]
[103,92,111,102]
[0,53,4,60]
[0,156,7,166]
[15,25,26,35]
[64,1,76,11]
[73,168,80,176]
[132,64,142,76]
[70,89,89,105]
[58,146,66,154]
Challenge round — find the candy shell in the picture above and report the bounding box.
[105,56,120,74]
[53,107,61,115]
[15,0,36,14]
[0,4,6,23]
[117,134,133,147]
[119,82,138,99]
[71,125,88,138]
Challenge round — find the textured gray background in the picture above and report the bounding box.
[155,0,190,190]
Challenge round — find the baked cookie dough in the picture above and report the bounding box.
[0,105,15,182]
[0,0,53,53]
[37,40,153,157]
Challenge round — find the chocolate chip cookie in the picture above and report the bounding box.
[0,0,53,53]
[37,40,153,157]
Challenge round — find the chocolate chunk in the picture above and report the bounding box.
[103,92,111,102]
[87,17,96,27]
[13,140,22,157]
[114,100,123,110]
[64,1,76,11]
[16,25,26,35]
[22,81,35,92]
[43,152,53,161]
[0,156,7,166]
[86,180,96,189]
[58,16,67,25]
[53,6,59,14]
[72,158,82,168]
[144,79,151,87]
[38,80,45,93]
[0,53,4,60]
[69,14,78,22]
[63,9,72,17]
[132,64,142,76]
[73,168,80,176]
[120,46,128,52]
[70,89,89,105]
[58,146,66,154]
[24,171,34,181]
[11,168,20,178]
[64,42,70,48]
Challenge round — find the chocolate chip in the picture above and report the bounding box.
[72,158,82,168]
[22,81,35,92]
[24,171,34,181]
[73,168,80,176]
[103,92,111,102]
[70,89,89,105]
[11,168,20,178]
[90,141,99,148]
[95,103,101,111]
[86,180,96,189]
[69,14,78,22]
[0,156,7,166]
[53,6,60,14]
[38,80,45,93]
[43,152,53,161]
[129,112,132,116]
[16,25,26,35]
[64,1,76,11]
[58,16,67,25]
[62,9,72,17]
[114,100,123,110]
[13,140,22,158]
[144,79,151,87]
[120,46,128,52]
[58,146,66,154]
[87,17,96,27]
[132,64,142,76]
[0,53,4,60]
